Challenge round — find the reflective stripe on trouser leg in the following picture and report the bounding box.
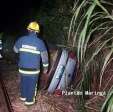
[20,75,28,99]
[34,84,37,99]
[25,75,38,102]
[32,84,37,103]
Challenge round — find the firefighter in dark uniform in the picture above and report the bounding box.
[0,33,3,59]
[13,21,49,105]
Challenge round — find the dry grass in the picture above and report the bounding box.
[2,70,76,112]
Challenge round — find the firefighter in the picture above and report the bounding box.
[13,21,49,105]
[0,33,3,59]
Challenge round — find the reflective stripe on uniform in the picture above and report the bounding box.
[43,63,49,67]
[13,46,19,53]
[0,40,2,44]
[0,47,2,50]
[19,48,40,54]
[19,69,40,74]
[0,54,2,58]
[25,101,35,105]
[20,97,26,101]
[22,45,37,50]
[24,94,36,105]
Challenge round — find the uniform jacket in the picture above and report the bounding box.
[14,32,49,74]
[0,39,2,58]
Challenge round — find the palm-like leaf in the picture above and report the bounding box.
[68,0,113,111]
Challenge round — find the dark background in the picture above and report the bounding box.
[0,0,44,33]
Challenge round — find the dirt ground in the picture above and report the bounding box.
[1,58,112,112]
[2,70,77,112]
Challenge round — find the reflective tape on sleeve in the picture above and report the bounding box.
[0,40,2,44]
[19,48,40,54]
[43,63,49,67]
[0,54,2,58]
[13,46,19,53]
[19,69,40,74]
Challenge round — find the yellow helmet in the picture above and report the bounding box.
[27,21,40,33]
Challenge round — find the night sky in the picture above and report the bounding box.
[0,0,43,33]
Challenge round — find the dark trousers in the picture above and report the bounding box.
[20,74,38,102]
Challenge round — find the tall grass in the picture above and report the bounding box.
[101,88,113,112]
[68,0,113,111]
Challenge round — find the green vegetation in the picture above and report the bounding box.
[1,0,113,111]
[3,0,112,111]
[35,0,73,44]
[101,89,113,112]
[67,0,113,111]
[34,0,113,111]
